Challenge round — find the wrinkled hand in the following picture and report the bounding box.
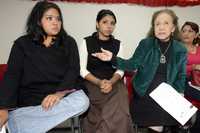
[194,64,200,70]
[99,79,113,93]
[41,93,64,111]
[92,48,113,61]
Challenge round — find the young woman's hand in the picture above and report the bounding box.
[92,48,113,61]
[0,109,8,129]
[100,79,113,93]
[41,94,61,111]
[41,89,76,111]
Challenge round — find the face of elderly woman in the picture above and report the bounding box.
[154,12,175,42]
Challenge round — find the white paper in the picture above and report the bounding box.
[149,82,198,126]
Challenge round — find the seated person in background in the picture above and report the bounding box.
[0,1,89,132]
[181,21,200,133]
[92,9,187,133]
[79,9,133,133]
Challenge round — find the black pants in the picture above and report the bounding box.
[190,111,200,133]
[138,126,183,133]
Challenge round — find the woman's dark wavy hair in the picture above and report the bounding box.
[26,0,67,42]
[147,9,181,41]
[181,21,199,44]
[96,9,117,31]
[96,9,117,23]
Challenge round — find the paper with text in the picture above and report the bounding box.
[149,82,198,125]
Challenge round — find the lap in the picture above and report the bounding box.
[83,80,133,133]
[7,90,89,133]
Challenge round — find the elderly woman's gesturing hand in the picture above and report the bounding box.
[92,48,113,61]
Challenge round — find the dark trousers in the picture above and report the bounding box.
[190,111,200,133]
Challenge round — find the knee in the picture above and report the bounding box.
[77,90,90,113]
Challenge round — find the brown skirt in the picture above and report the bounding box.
[82,80,134,133]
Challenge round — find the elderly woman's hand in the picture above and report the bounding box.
[92,48,113,61]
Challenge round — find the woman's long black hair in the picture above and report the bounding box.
[181,21,199,45]
[26,0,68,42]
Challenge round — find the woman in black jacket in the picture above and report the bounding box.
[0,1,89,132]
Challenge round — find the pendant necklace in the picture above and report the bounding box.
[158,42,171,64]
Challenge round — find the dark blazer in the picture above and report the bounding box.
[115,37,187,96]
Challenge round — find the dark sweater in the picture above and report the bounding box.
[0,35,80,108]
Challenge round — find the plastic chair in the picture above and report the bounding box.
[0,64,7,81]
[69,116,83,133]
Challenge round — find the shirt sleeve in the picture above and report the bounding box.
[173,51,187,93]
[114,43,124,77]
[78,39,90,78]
[186,64,193,77]
[57,37,80,90]
[114,39,146,71]
[0,41,24,109]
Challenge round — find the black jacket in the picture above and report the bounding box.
[0,35,80,108]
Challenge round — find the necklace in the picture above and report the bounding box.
[158,42,171,64]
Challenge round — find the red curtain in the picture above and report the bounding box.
[44,0,200,6]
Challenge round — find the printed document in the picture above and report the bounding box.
[149,82,198,125]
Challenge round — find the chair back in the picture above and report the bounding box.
[124,71,136,102]
[0,64,7,81]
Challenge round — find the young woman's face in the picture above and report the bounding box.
[181,25,198,45]
[96,15,116,39]
[41,8,61,37]
[154,12,175,42]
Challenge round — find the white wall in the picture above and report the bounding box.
[0,0,200,63]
